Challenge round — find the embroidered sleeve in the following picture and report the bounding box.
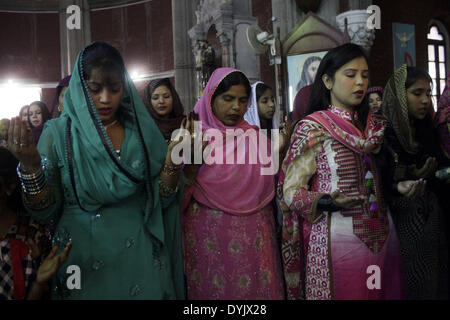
[281,120,329,223]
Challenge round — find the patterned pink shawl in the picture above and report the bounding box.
[187,67,275,215]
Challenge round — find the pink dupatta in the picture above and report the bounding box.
[182,68,275,216]
[303,107,389,253]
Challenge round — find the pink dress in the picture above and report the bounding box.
[278,105,405,300]
[183,199,284,299]
[181,67,285,300]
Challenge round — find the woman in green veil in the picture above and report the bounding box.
[7,41,186,299]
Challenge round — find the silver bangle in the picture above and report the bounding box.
[17,163,47,195]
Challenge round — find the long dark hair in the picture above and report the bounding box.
[212,71,251,105]
[82,41,132,123]
[144,77,185,140]
[28,101,51,128]
[144,78,184,119]
[307,43,370,128]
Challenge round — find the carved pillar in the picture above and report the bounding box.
[336,9,375,54]
[214,2,234,67]
[172,0,197,111]
[189,0,260,96]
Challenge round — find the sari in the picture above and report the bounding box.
[278,105,405,300]
[24,42,185,299]
[182,68,284,300]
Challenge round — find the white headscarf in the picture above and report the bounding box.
[244,81,280,130]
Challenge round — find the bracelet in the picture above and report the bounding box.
[162,162,183,176]
[23,188,54,210]
[17,163,48,196]
[158,177,179,197]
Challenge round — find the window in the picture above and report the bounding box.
[427,25,446,110]
[0,83,41,119]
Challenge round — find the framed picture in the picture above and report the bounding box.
[392,23,416,70]
[286,50,328,112]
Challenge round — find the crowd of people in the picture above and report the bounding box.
[0,41,448,300]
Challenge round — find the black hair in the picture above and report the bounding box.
[255,83,272,102]
[0,147,22,212]
[211,71,251,104]
[28,101,51,127]
[405,66,433,90]
[255,82,274,131]
[145,78,176,116]
[82,42,131,123]
[368,91,382,100]
[307,43,370,128]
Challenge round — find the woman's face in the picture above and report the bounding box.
[406,78,432,120]
[21,108,28,122]
[323,56,369,111]
[86,67,124,125]
[150,85,173,119]
[212,84,249,126]
[257,88,275,121]
[368,92,382,113]
[58,87,68,112]
[307,60,321,83]
[0,120,9,140]
[28,104,43,127]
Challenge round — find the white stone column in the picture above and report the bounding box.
[59,0,91,78]
[172,0,198,112]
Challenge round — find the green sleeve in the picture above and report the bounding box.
[24,123,64,224]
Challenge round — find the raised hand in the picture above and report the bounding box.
[330,189,366,209]
[397,179,426,198]
[410,157,438,179]
[7,117,41,171]
[279,115,293,153]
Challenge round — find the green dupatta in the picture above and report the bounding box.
[56,42,177,246]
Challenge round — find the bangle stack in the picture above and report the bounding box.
[16,163,47,196]
[162,162,182,176]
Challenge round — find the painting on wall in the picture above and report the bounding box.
[393,23,416,70]
[286,50,328,112]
